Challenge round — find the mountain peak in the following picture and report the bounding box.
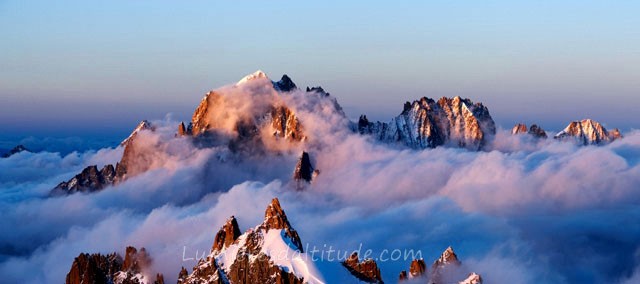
[512,123,547,138]
[434,246,460,268]
[65,246,164,284]
[237,70,269,85]
[120,120,153,146]
[273,74,297,92]
[261,198,304,252]
[262,198,290,230]
[182,199,322,284]
[460,272,483,284]
[2,144,30,158]
[342,252,383,283]
[359,96,496,150]
[293,151,317,185]
[555,119,621,145]
[211,216,242,253]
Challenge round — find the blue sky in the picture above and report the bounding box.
[1,1,639,145]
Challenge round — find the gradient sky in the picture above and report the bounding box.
[1,1,639,146]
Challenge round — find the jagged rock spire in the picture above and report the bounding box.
[261,198,304,252]
[65,246,164,284]
[121,120,153,146]
[177,121,193,136]
[511,123,527,135]
[271,106,304,141]
[409,258,426,278]
[342,252,384,283]
[211,216,241,253]
[433,246,460,268]
[51,164,117,195]
[399,258,426,281]
[293,151,316,183]
[512,123,547,138]
[528,124,547,138]
[273,74,297,92]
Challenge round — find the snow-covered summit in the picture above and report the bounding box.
[236,70,269,85]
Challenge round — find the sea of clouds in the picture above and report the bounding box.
[1,80,639,283]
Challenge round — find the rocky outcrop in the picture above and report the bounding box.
[459,272,483,284]
[359,96,496,150]
[511,123,547,138]
[66,252,122,284]
[116,120,158,182]
[342,252,384,283]
[211,216,242,253]
[65,246,164,284]
[181,198,322,284]
[270,105,304,141]
[511,123,528,135]
[398,247,481,284]
[121,120,154,146]
[51,120,153,195]
[2,144,30,158]
[273,74,297,92]
[51,165,117,195]
[177,122,192,136]
[430,246,462,284]
[292,151,318,184]
[529,124,547,138]
[188,72,306,147]
[555,119,621,145]
[432,246,460,270]
[227,252,303,284]
[261,198,304,252]
[398,271,408,281]
[398,258,426,281]
[306,86,330,97]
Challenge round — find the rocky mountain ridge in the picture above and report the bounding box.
[397,246,481,284]
[51,119,153,195]
[511,123,547,139]
[358,96,496,150]
[66,246,164,284]
[47,71,625,198]
[342,252,383,283]
[1,144,30,158]
[555,119,622,145]
[180,198,322,284]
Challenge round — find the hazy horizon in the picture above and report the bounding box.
[1,1,639,144]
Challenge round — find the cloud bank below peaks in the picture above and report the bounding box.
[1,71,639,283]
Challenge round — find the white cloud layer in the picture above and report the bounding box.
[1,84,639,283]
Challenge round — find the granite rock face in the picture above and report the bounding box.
[65,246,164,284]
[398,247,482,284]
[188,72,306,145]
[555,119,621,145]
[292,151,318,185]
[180,198,321,284]
[359,96,496,150]
[51,120,154,195]
[511,123,547,138]
[51,164,117,195]
[342,252,384,283]
[211,216,242,253]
